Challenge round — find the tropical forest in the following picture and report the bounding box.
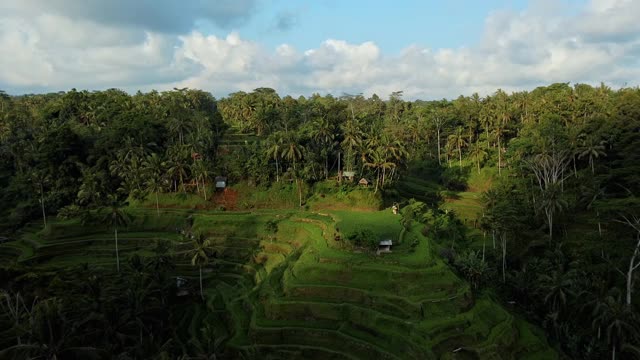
[1,83,640,359]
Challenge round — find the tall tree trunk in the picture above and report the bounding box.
[203,180,208,201]
[591,157,595,174]
[195,177,201,196]
[40,188,47,229]
[275,157,279,182]
[381,167,386,188]
[296,178,303,207]
[626,233,640,305]
[546,208,553,242]
[437,127,441,165]
[492,230,496,249]
[482,233,486,261]
[338,152,341,183]
[459,145,462,167]
[476,154,480,174]
[325,154,329,180]
[501,233,507,283]
[155,192,160,216]
[199,265,204,300]
[497,135,502,175]
[486,127,490,150]
[612,344,616,360]
[115,227,120,272]
[573,155,577,177]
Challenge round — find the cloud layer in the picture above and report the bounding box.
[1,0,639,99]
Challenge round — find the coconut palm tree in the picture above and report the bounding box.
[538,269,576,314]
[166,145,190,192]
[265,132,284,182]
[281,132,305,207]
[592,289,638,360]
[102,194,131,273]
[309,117,336,179]
[448,126,468,167]
[145,176,164,216]
[190,159,211,199]
[340,119,363,172]
[537,183,568,242]
[186,232,214,300]
[578,136,606,174]
[470,141,488,174]
[29,170,49,228]
[142,153,165,180]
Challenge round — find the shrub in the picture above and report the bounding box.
[440,166,470,191]
[346,228,378,250]
[439,248,456,264]
[454,250,489,291]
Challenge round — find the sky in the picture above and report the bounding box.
[0,0,639,100]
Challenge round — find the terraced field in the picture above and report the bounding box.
[0,208,557,359]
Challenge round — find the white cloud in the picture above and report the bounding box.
[0,0,639,99]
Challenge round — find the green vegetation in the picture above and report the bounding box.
[2,83,640,358]
[1,209,555,359]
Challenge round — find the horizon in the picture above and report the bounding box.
[1,0,639,100]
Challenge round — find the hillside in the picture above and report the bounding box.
[1,207,557,359]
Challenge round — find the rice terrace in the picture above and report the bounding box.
[1,199,557,359]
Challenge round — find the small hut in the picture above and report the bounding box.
[175,277,189,296]
[358,178,370,187]
[215,176,227,190]
[378,239,393,253]
[343,171,356,181]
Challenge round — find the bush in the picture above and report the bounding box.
[440,166,470,191]
[454,250,489,291]
[439,248,456,264]
[346,228,378,250]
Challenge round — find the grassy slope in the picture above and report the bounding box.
[3,205,556,359]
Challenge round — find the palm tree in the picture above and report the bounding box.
[309,117,335,179]
[538,269,576,314]
[340,119,363,172]
[142,153,165,180]
[592,289,638,360]
[29,170,49,228]
[145,176,164,216]
[566,126,581,177]
[102,194,130,272]
[491,124,507,174]
[448,126,468,167]
[186,232,214,300]
[77,169,103,208]
[578,136,606,174]
[166,145,190,192]
[265,132,284,182]
[190,159,210,199]
[281,132,305,207]
[365,147,396,193]
[470,141,488,174]
[537,183,568,242]
[430,108,449,165]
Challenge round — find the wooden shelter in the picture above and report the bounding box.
[358,178,370,187]
[344,171,356,181]
[378,239,393,253]
[215,176,227,190]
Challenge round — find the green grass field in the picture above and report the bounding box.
[1,206,557,359]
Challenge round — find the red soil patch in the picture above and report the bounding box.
[212,188,239,210]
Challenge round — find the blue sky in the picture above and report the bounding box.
[199,0,529,53]
[0,0,638,99]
